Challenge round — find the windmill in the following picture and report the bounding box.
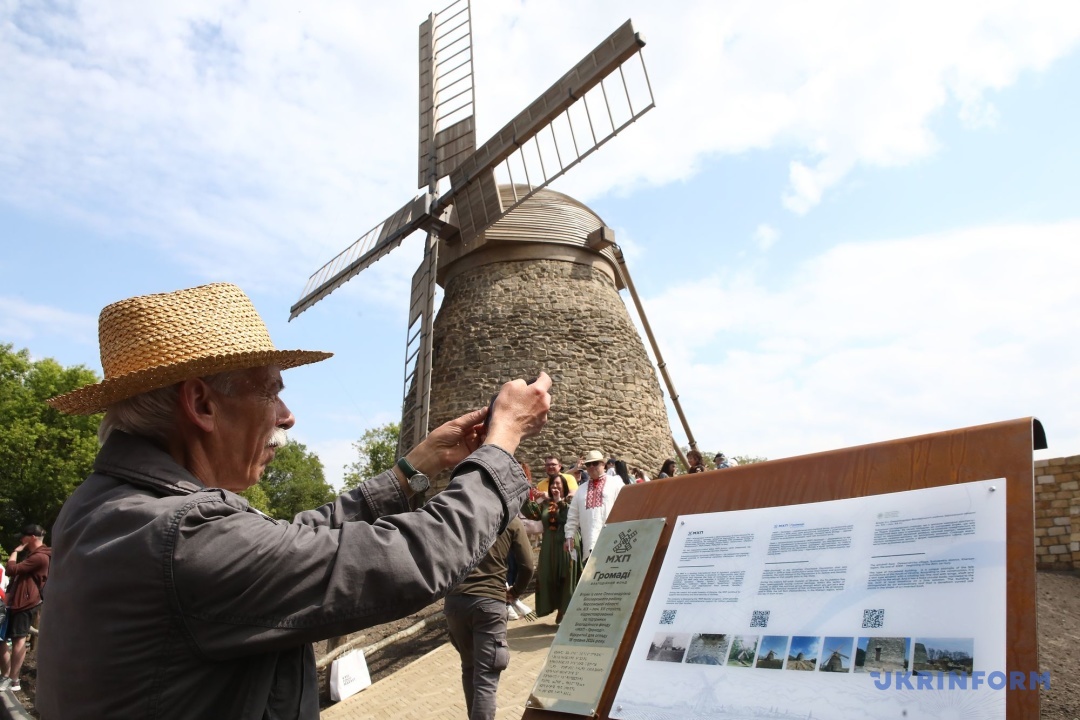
[290,0,698,485]
[821,645,851,672]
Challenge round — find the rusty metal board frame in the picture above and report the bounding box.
[521,418,1045,719]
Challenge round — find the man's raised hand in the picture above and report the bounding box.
[483,372,552,456]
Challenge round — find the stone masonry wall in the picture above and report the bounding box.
[1033,455,1080,571]
[401,256,674,492]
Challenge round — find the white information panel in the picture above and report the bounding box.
[611,479,1007,720]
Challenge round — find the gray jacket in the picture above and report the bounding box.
[37,431,528,719]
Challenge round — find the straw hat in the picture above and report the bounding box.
[47,283,332,415]
[582,449,605,464]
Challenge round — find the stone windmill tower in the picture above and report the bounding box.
[290,0,697,489]
[821,645,851,672]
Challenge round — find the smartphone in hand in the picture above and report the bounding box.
[481,376,540,436]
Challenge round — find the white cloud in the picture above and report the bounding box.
[754,223,779,251]
[641,220,1080,460]
[545,0,1080,211]
[0,1,433,298]
[0,297,97,346]
[2,0,1078,301]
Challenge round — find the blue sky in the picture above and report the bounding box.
[3,1,1079,488]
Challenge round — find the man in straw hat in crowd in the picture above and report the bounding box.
[36,282,551,719]
[564,449,623,562]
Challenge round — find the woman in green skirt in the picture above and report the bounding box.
[524,474,583,624]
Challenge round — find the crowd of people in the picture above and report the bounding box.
[0,281,743,720]
[507,446,738,619]
[446,445,739,717]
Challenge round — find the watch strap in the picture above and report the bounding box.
[396,457,419,479]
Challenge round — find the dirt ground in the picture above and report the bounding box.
[1036,571,1080,719]
[9,571,1080,717]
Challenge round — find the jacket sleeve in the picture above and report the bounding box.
[11,551,47,577]
[507,518,534,598]
[290,464,411,527]
[169,444,529,660]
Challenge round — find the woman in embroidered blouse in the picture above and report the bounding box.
[524,474,582,624]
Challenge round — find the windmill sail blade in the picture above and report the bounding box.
[418,0,477,189]
[289,195,430,320]
[440,19,654,245]
[433,116,476,184]
[452,167,502,247]
[401,234,439,452]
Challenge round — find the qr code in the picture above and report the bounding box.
[862,608,885,628]
[659,609,677,625]
[750,610,770,628]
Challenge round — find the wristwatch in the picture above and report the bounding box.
[397,457,431,494]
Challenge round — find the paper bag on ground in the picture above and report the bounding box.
[330,649,372,702]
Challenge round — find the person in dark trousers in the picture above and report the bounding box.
[445,516,534,720]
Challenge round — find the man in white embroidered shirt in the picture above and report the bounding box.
[563,449,622,561]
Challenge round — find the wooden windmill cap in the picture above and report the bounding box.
[47,283,332,415]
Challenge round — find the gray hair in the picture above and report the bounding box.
[98,370,241,445]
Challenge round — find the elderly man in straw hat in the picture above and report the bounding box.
[36,283,550,720]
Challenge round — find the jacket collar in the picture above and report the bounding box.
[93,431,206,496]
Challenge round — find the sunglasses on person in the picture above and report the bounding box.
[585,460,603,467]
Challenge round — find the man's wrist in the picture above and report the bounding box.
[404,446,443,479]
[391,464,413,498]
[482,428,519,456]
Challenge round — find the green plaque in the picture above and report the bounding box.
[527,517,666,716]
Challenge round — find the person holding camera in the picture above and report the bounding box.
[36,283,551,719]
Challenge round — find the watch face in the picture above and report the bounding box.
[408,472,431,493]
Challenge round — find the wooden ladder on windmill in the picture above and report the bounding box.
[290,0,698,461]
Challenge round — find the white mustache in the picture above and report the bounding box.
[267,427,289,448]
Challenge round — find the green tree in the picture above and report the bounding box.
[0,344,101,549]
[254,439,334,520]
[733,455,768,465]
[239,483,272,515]
[343,422,400,487]
[679,447,767,470]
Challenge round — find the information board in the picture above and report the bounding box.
[528,518,666,716]
[610,479,1006,719]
